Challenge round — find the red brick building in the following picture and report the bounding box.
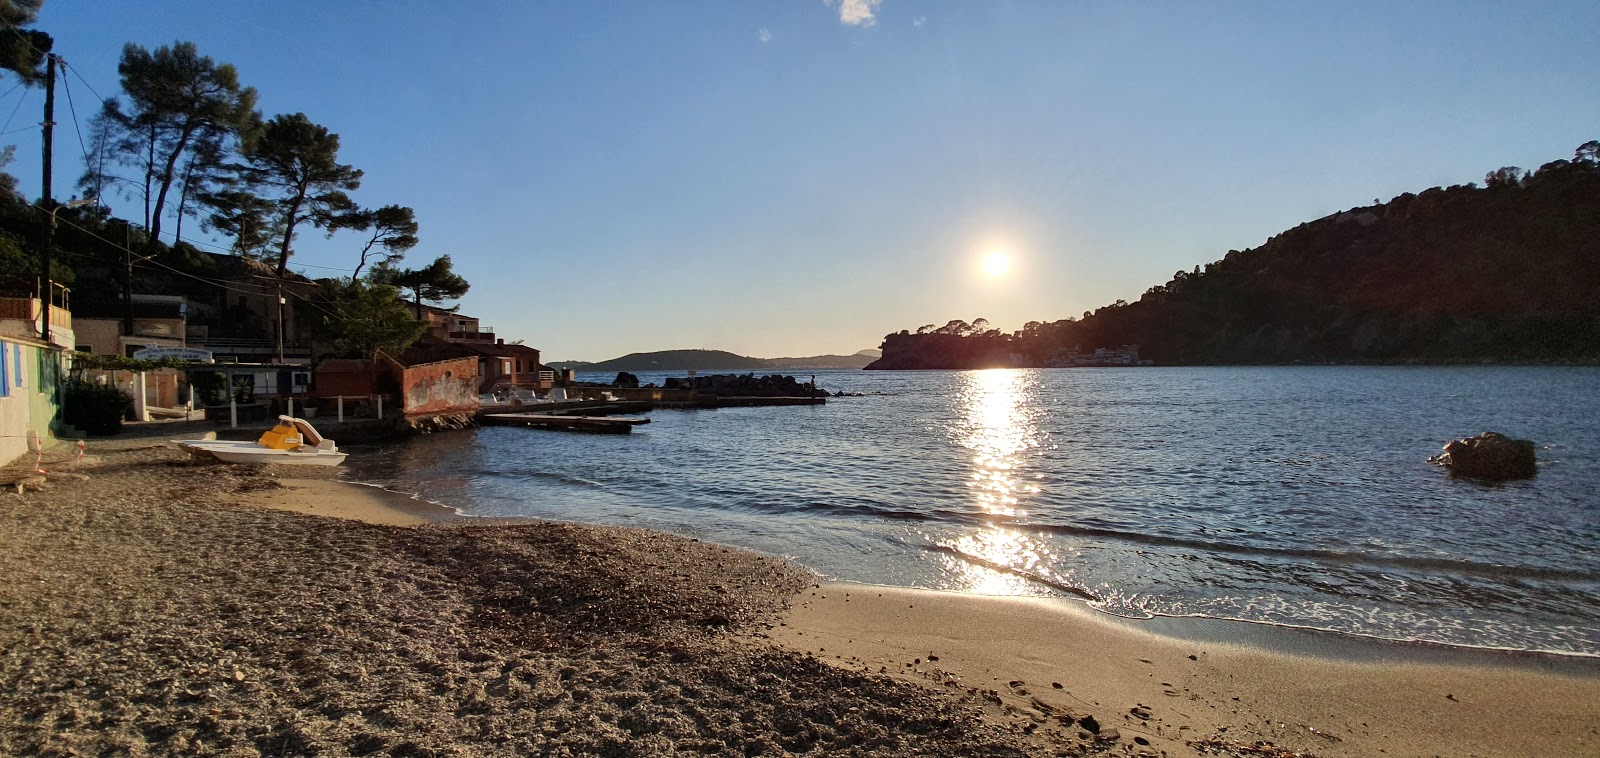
[376,343,481,417]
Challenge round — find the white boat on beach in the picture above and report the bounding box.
[179,416,348,467]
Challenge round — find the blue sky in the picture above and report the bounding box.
[10,1,1600,361]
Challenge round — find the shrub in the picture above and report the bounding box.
[62,378,134,436]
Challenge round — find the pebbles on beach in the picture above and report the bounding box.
[0,446,1046,757]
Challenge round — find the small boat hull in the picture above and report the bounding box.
[179,440,348,467]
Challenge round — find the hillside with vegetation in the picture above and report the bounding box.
[869,142,1600,369]
[555,349,877,372]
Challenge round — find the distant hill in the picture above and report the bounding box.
[870,141,1600,369]
[552,348,880,372]
[768,354,876,369]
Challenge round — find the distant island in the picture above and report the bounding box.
[553,349,881,373]
[870,140,1600,370]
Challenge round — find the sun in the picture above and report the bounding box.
[982,251,1011,277]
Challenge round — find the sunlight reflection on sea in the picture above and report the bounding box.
[343,366,1600,656]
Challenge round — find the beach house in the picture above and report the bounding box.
[0,288,73,463]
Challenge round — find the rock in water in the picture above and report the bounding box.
[1430,432,1537,480]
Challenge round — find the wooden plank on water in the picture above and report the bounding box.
[482,413,650,434]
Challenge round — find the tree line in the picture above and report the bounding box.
[871,141,1600,369]
[0,1,468,357]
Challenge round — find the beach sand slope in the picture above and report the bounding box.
[0,447,1051,756]
[775,583,1600,758]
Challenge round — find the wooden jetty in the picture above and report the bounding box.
[481,412,650,434]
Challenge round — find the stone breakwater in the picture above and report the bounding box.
[0,445,1049,757]
[661,373,827,397]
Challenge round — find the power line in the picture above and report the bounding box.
[3,25,51,62]
[0,87,27,134]
[149,226,357,275]
[58,60,90,173]
[49,210,354,330]
[46,211,273,298]
[59,59,108,106]
[50,214,395,340]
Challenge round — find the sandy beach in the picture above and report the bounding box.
[3,441,1598,756]
[775,585,1600,757]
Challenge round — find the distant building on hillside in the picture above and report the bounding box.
[413,302,497,345]
[75,253,319,364]
[1045,344,1147,367]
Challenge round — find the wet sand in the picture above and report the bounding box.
[5,441,1598,756]
[775,584,1600,757]
[234,477,457,526]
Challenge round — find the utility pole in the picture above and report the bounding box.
[122,222,134,337]
[39,53,56,344]
[276,281,285,363]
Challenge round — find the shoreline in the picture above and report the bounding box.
[235,476,464,526]
[11,445,1595,756]
[1,446,1038,756]
[317,472,1600,672]
[263,471,1600,756]
[296,470,1600,673]
[774,582,1600,758]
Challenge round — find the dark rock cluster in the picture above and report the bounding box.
[404,412,479,435]
[663,373,826,397]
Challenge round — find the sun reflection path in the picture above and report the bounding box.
[941,369,1054,595]
[943,526,1055,596]
[958,369,1042,519]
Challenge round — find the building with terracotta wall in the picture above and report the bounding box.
[462,340,548,392]
[376,344,480,417]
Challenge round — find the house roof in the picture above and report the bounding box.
[455,341,541,359]
[314,358,372,373]
[409,301,476,319]
[382,337,479,368]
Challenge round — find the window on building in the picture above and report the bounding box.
[0,342,10,398]
[12,342,23,388]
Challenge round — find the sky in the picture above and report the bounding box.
[8,0,1600,361]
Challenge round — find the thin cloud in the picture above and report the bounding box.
[758,27,772,43]
[912,16,927,29]
[824,0,882,27]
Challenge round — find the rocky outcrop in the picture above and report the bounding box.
[662,373,826,397]
[612,372,640,388]
[404,413,479,435]
[1430,432,1537,480]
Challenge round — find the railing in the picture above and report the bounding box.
[0,297,73,338]
[0,297,33,321]
[448,330,497,343]
[194,337,312,360]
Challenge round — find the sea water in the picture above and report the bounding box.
[341,366,1600,657]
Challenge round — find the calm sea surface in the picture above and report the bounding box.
[341,367,1600,657]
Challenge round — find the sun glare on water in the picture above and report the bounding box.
[982,251,1011,277]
